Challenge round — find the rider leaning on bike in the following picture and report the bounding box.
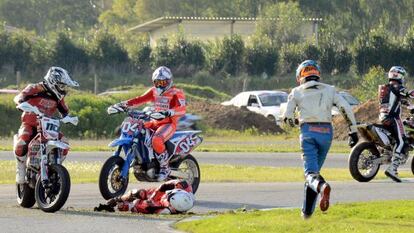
[113,66,186,181]
[282,60,358,219]
[13,67,79,184]
[379,66,414,182]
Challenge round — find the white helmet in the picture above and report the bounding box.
[388,66,407,84]
[152,66,173,95]
[167,189,195,213]
[44,67,79,100]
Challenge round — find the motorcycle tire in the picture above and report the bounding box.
[16,183,35,208]
[411,156,414,175]
[349,141,381,182]
[99,156,129,200]
[35,164,71,212]
[170,154,200,194]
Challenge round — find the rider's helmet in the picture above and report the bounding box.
[295,60,321,84]
[388,66,407,84]
[44,67,79,100]
[152,66,173,95]
[167,189,195,213]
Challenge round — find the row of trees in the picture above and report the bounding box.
[2,26,414,81]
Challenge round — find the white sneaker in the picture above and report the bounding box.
[16,157,27,184]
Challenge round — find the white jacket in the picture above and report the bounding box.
[283,81,357,132]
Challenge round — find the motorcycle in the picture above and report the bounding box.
[349,107,414,182]
[99,106,203,200]
[177,114,202,131]
[15,102,78,212]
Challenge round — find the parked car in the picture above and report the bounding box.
[278,91,360,119]
[331,91,360,115]
[221,90,288,123]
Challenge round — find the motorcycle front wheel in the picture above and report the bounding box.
[349,142,381,182]
[170,154,200,193]
[99,156,129,200]
[16,183,35,208]
[35,164,71,212]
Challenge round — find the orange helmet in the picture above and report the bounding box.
[295,60,321,84]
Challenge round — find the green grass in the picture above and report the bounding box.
[175,200,414,233]
[0,137,351,153]
[0,161,411,184]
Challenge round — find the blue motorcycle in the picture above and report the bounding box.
[98,105,203,200]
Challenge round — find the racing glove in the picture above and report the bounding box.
[283,117,297,127]
[348,132,359,147]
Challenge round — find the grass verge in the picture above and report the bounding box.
[175,200,414,233]
[0,161,411,184]
[0,137,351,153]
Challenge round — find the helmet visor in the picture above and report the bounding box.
[388,72,404,80]
[154,79,169,88]
[299,66,320,79]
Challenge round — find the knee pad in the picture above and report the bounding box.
[14,140,28,157]
[152,136,165,154]
[302,182,318,216]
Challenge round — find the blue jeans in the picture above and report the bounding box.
[300,123,333,175]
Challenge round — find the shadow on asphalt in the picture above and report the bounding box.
[195,200,282,210]
[58,208,182,221]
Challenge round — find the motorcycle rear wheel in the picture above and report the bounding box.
[99,156,129,200]
[349,142,381,182]
[16,183,35,208]
[170,154,200,193]
[411,156,414,175]
[35,164,71,212]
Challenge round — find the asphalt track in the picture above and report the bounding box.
[0,151,372,168]
[0,151,413,233]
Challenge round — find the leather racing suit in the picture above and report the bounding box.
[115,179,193,214]
[14,82,70,158]
[379,81,414,181]
[124,86,186,165]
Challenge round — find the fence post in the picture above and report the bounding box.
[93,65,98,94]
[16,71,21,89]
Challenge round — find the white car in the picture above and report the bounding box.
[221,90,288,123]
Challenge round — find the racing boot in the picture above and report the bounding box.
[305,173,331,213]
[301,182,318,219]
[385,153,403,182]
[15,155,27,184]
[156,151,171,182]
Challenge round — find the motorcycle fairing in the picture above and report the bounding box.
[169,131,203,155]
[41,117,60,140]
[108,138,133,147]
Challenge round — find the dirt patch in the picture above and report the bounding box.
[187,100,284,133]
[333,99,379,140]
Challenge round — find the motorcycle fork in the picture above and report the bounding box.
[120,145,135,178]
[39,143,49,183]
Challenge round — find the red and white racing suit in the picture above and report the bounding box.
[116,180,193,214]
[14,82,69,157]
[125,86,186,155]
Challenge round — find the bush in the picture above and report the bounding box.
[129,41,151,73]
[52,33,89,72]
[352,25,396,74]
[279,43,305,74]
[335,48,352,74]
[354,66,386,102]
[245,43,278,76]
[207,35,245,76]
[88,31,129,70]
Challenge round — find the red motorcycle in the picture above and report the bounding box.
[15,102,78,212]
